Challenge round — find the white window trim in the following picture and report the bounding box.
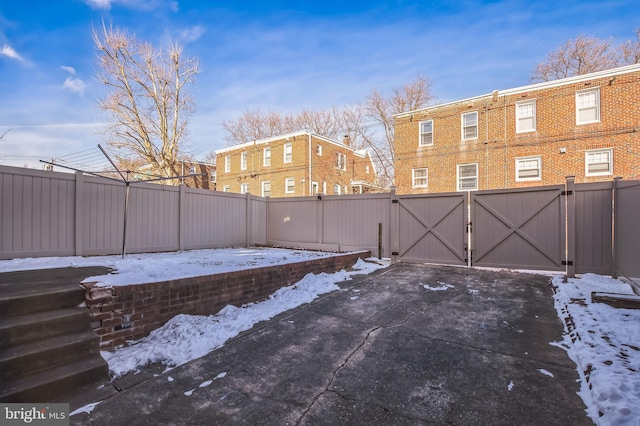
[222,185,230,192]
[336,152,347,171]
[224,155,231,173]
[461,111,478,141]
[284,143,293,163]
[285,177,295,194]
[419,120,434,146]
[333,184,342,195]
[316,145,322,156]
[240,183,249,194]
[576,88,600,125]
[263,148,271,167]
[516,100,536,133]
[241,151,248,170]
[457,163,478,191]
[515,156,542,182]
[585,148,613,176]
[311,181,319,194]
[412,167,428,188]
[262,181,271,197]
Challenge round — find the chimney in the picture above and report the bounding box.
[343,135,350,146]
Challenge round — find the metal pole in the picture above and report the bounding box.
[122,182,130,259]
[378,222,382,259]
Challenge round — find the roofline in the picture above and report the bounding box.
[394,63,640,119]
[215,131,363,155]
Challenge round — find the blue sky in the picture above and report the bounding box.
[1,0,639,169]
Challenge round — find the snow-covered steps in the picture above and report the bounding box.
[592,292,640,309]
[0,267,110,403]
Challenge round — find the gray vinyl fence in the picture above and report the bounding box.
[1,165,638,288]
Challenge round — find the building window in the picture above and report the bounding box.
[241,152,248,170]
[412,168,428,188]
[222,185,230,192]
[585,149,612,176]
[515,156,542,181]
[316,145,322,156]
[262,181,271,197]
[576,88,600,124]
[336,152,347,171]
[419,120,433,146]
[209,171,216,183]
[224,155,230,173]
[457,163,478,191]
[284,143,292,163]
[516,100,536,133]
[240,183,249,194]
[333,184,341,195]
[312,181,319,194]
[263,148,271,167]
[366,165,370,174]
[462,112,478,140]
[189,165,197,174]
[285,177,295,193]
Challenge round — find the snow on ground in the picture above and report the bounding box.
[551,274,640,426]
[0,247,359,287]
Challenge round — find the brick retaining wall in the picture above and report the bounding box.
[82,251,369,349]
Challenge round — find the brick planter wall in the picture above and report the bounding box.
[83,251,370,349]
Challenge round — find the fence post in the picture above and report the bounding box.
[74,171,84,256]
[390,186,399,263]
[178,184,186,251]
[565,176,576,278]
[317,194,324,246]
[246,192,253,246]
[611,177,622,278]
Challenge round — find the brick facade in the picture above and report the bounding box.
[394,64,640,194]
[215,132,378,197]
[82,251,369,349]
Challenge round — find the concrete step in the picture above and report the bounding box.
[0,308,91,349]
[0,354,109,403]
[0,284,85,318]
[0,330,101,382]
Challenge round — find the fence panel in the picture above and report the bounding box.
[397,192,467,265]
[267,197,321,248]
[574,182,613,275]
[250,196,267,246]
[471,186,565,271]
[0,166,76,259]
[615,180,640,289]
[321,193,391,256]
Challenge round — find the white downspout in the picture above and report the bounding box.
[308,133,312,195]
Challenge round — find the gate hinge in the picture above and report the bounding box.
[392,251,399,256]
[561,190,573,196]
[466,222,472,233]
[562,260,574,266]
[392,199,399,204]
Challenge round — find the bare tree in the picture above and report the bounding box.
[531,34,619,82]
[620,28,640,65]
[93,22,199,183]
[221,75,433,188]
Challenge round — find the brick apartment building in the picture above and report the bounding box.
[135,160,216,190]
[215,131,379,197]
[394,64,640,194]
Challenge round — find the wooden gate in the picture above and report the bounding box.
[471,186,565,271]
[397,193,467,265]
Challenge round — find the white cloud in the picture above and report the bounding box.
[180,25,206,43]
[1,44,25,62]
[61,65,77,75]
[63,77,86,95]
[83,0,112,10]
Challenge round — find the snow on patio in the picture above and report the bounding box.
[1,249,639,424]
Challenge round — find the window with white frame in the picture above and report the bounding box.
[209,171,216,183]
[516,100,536,133]
[333,184,341,195]
[189,165,197,174]
[316,145,322,156]
[462,112,478,140]
[241,152,248,170]
[222,185,230,192]
[262,181,271,197]
[366,165,370,174]
[311,181,319,194]
[412,168,428,188]
[224,155,231,173]
[515,156,542,181]
[336,152,347,171]
[419,120,433,146]
[457,163,478,191]
[585,149,612,176]
[240,183,249,194]
[285,177,295,193]
[284,143,292,163]
[263,148,271,167]
[576,88,600,124]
